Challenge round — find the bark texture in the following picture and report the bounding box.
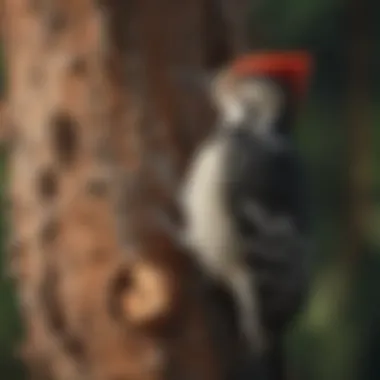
[0,1,250,379]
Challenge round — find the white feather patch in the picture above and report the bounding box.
[180,137,242,274]
[180,136,266,354]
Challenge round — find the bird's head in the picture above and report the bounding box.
[211,52,313,142]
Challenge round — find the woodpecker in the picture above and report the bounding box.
[179,52,313,366]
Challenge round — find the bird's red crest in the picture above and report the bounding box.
[231,51,313,99]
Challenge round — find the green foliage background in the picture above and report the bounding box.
[0,0,379,378]
[251,0,380,379]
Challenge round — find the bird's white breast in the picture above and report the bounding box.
[180,137,242,277]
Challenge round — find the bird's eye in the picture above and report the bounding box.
[235,79,285,137]
[247,106,260,124]
[244,80,279,105]
[240,82,264,104]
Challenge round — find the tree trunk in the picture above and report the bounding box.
[345,0,372,268]
[0,1,250,379]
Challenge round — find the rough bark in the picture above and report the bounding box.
[0,0,250,379]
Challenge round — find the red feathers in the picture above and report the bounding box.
[231,51,313,99]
